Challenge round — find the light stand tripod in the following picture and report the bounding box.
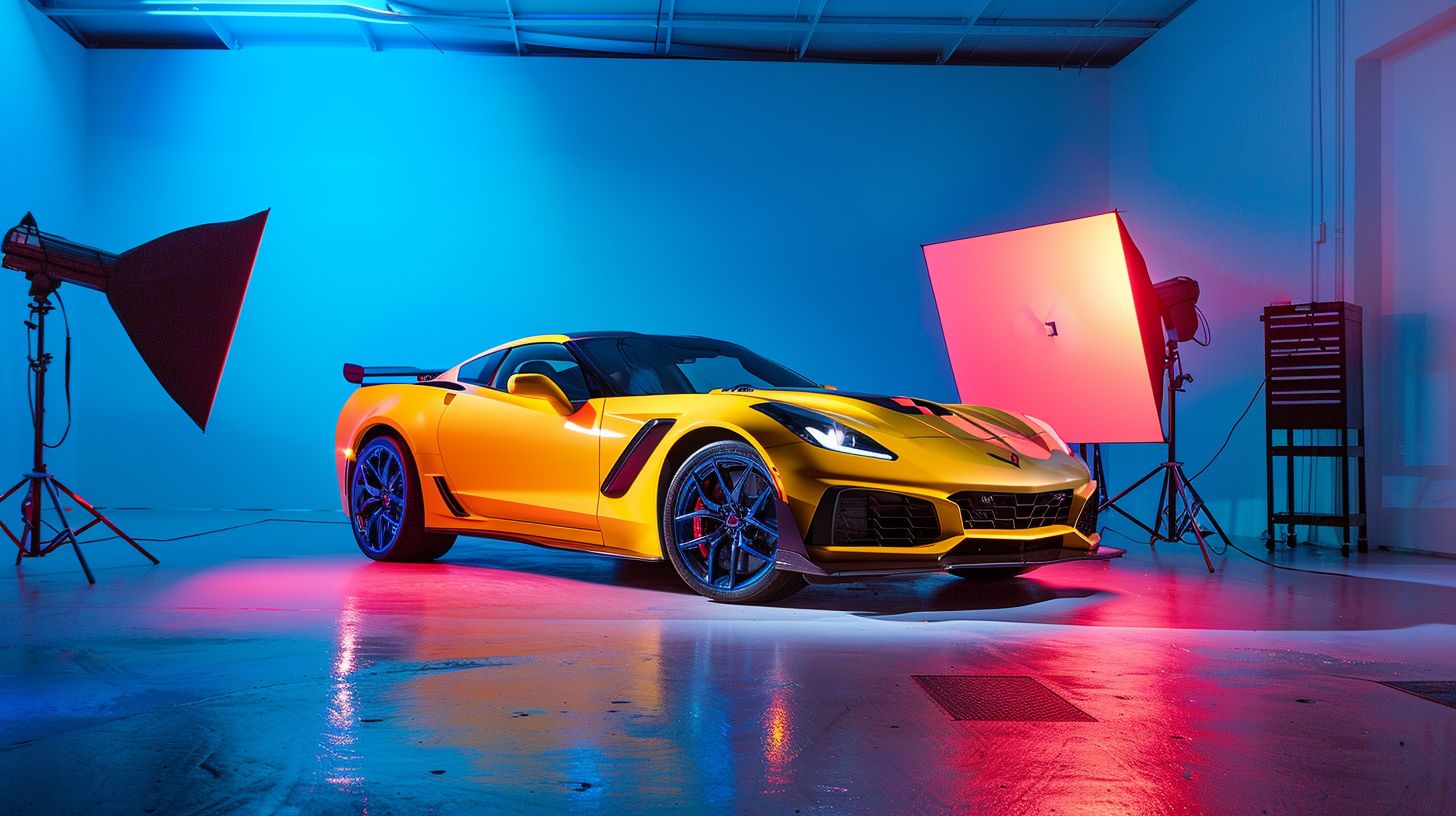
[1099,340,1231,573]
[0,288,157,584]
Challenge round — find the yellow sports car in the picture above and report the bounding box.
[335,332,1120,603]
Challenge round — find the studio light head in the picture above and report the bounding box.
[1153,276,1202,345]
[2,208,268,583]
[3,209,269,430]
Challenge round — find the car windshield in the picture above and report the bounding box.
[575,335,818,396]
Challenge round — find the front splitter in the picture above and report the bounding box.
[784,546,1125,579]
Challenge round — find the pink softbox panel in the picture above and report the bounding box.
[924,212,1166,444]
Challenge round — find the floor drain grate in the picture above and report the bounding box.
[1379,681,1456,710]
[913,675,1095,722]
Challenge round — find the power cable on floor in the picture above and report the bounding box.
[1099,523,1360,579]
[75,516,348,545]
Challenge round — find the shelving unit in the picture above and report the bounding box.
[1262,302,1368,556]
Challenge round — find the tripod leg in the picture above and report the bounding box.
[0,476,28,504]
[49,477,158,564]
[1169,469,1215,573]
[1100,464,1164,511]
[41,477,94,584]
[1105,501,1162,539]
[1149,467,1172,546]
[1183,475,1233,550]
[1100,463,1167,539]
[3,476,32,556]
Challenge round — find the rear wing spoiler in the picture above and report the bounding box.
[342,363,448,385]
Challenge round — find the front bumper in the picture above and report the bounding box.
[769,491,1119,578]
[762,438,1113,577]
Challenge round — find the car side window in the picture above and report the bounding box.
[491,343,591,403]
[457,349,507,386]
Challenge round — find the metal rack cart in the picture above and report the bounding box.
[1262,302,1368,556]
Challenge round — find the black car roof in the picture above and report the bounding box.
[565,331,718,343]
[562,330,644,340]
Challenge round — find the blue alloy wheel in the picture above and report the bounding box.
[348,435,455,562]
[352,438,407,554]
[663,441,803,602]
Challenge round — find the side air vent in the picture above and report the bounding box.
[601,418,676,498]
[1075,497,1099,537]
[433,476,468,517]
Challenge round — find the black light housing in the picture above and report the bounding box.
[1153,275,1202,344]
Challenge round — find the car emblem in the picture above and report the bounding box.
[987,451,1021,468]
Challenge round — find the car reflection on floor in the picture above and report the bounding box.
[4,512,1455,815]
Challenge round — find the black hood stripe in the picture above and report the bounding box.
[766,388,954,416]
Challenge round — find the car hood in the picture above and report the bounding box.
[731,388,1063,465]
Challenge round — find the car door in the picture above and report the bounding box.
[437,342,602,530]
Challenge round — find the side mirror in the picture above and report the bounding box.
[508,373,573,415]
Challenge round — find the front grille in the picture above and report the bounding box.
[1075,497,1099,537]
[831,489,940,547]
[952,490,1073,530]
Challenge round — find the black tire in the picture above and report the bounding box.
[949,566,1034,581]
[661,440,805,604]
[349,435,456,562]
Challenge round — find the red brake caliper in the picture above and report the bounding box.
[693,497,709,557]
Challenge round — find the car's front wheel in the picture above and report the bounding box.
[349,435,455,562]
[661,440,804,604]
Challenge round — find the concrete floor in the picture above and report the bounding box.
[2,512,1455,815]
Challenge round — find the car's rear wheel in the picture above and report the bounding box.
[350,435,455,562]
[662,441,804,604]
[949,566,1034,581]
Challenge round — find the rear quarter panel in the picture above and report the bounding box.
[334,384,452,514]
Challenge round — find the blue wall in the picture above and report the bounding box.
[70,50,1109,509]
[0,1,86,483]
[1344,0,1456,555]
[1109,0,1456,548]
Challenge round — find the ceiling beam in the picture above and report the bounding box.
[939,0,992,64]
[357,21,378,50]
[38,3,1162,40]
[658,0,675,56]
[502,0,521,55]
[797,0,827,60]
[203,16,238,49]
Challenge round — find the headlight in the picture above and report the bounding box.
[752,402,896,460]
[1023,414,1071,456]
